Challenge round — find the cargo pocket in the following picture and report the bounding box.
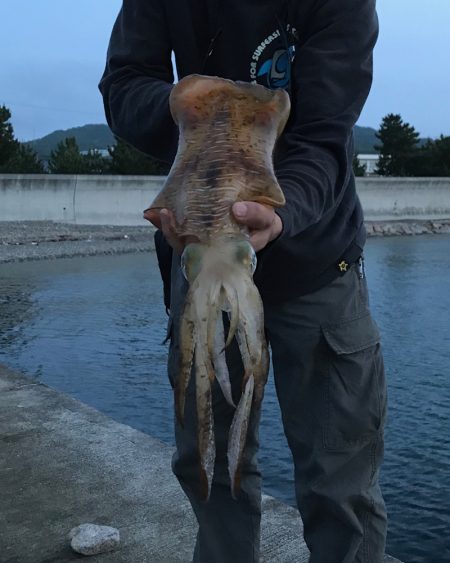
[321,312,385,451]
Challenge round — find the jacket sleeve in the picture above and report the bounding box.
[99,0,178,163]
[274,0,378,238]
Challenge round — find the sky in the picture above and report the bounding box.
[1,0,449,142]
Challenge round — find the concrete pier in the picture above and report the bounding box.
[0,365,401,562]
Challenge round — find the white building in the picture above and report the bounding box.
[357,154,380,176]
[80,149,111,158]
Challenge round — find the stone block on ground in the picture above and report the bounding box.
[69,523,120,556]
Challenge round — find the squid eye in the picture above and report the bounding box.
[235,240,257,274]
[181,243,203,282]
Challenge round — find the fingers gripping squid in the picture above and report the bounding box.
[147,75,290,500]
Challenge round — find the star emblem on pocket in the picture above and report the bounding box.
[338,260,349,272]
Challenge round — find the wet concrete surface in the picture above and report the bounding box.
[0,365,401,563]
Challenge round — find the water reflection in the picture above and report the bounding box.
[0,277,37,352]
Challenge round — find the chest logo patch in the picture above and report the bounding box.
[250,25,297,89]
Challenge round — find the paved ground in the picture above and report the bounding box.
[2,219,450,265]
[0,222,154,263]
[0,365,401,563]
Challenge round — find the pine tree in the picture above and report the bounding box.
[432,135,450,175]
[0,105,20,168]
[352,154,367,177]
[48,137,86,174]
[4,144,45,173]
[374,114,420,176]
[0,105,45,172]
[108,138,170,175]
[408,135,450,176]
[82,149,109,174]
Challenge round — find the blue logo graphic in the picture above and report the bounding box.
[257,47,295,89]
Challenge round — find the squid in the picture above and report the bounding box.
[146,75,290,500]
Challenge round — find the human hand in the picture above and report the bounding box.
[232,202,283,252]
[144,208,187,255]
[144,201,283,254]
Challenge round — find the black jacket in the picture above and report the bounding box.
[99,0,378,304]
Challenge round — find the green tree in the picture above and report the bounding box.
[408,135,450,176]
[0,105,45,173]
[48,137,86,174]
[375,114,420,176]
[108,138,170,175]
[431,135,450,175]
[0,105,18,168]
[48,140,111,174]
[4,144,45,173]
[352,154,367,177]
[82,149,110,174]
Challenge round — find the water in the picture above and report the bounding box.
[1,236,450,563]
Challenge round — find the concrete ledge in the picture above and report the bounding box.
[1,174,450,226]
[0,365,401,562]
[357,177,450,221]
[0,175,162,226]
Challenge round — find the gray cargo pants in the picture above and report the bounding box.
[167,257,387,563]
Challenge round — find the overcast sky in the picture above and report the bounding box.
[1,0,449,141]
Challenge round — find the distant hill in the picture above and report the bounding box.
[27,124,115,161]
[354,126,378,154]
[27,123,380,160]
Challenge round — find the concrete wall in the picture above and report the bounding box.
[357,178,450,221]
[1,174,450,225]
[0,175,163,226]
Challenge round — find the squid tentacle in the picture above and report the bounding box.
[206,282,222,375]
[235,324,253,382]
[238,284,264,369]
[212,308,236,408]
[195,344,216,501]
[227,374,255,500]
[176,293,196,427]
[192,277,218,384]
[176,241,270,500]
[222,282,240,349]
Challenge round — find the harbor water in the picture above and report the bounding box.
[1,235,449,563]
